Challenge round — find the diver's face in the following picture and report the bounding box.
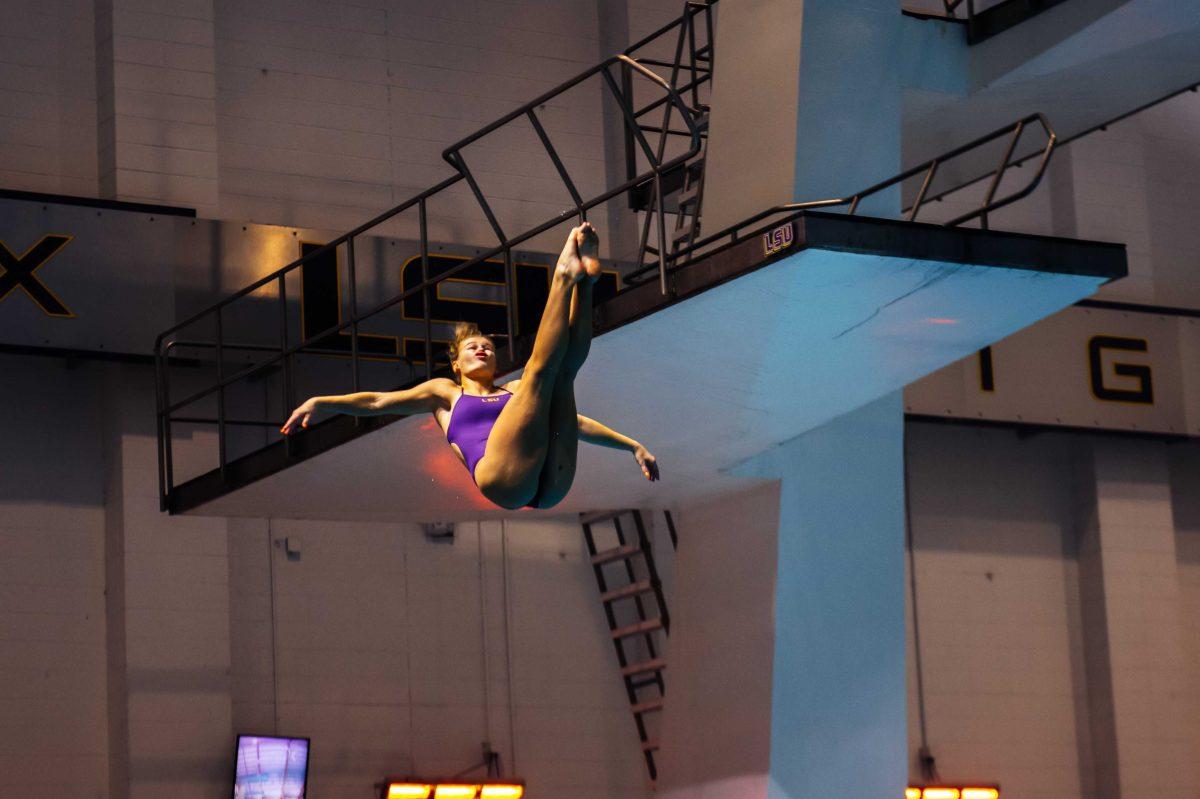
[456,336,496,381]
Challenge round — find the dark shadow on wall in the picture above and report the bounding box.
[1169,439,1200,563]
[0,353,107,506]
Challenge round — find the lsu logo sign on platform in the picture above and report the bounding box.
[763,223,794,256]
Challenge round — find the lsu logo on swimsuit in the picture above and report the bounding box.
[481,396,503,403]
[763,223,794,256]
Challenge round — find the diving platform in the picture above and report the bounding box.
[168,209,1125,520]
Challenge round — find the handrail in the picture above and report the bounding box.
[154,1,713,510]
[625,112,1055,283]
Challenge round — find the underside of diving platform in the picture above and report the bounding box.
[172,210,1125,521]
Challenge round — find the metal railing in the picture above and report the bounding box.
[154,3,712,509]
[624,112,1056,284]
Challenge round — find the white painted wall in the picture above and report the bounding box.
[0,355,108,798]
[1,0,685,255]
[0,0,99,196]
[904,421,1091,799]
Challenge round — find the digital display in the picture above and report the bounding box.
[233,735,309,799]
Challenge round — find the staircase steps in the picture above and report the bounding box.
[612,618,664,639]
[581,509,679,784]
[621,658,667,678]
[591,543,643,566]
[601,580,655,603]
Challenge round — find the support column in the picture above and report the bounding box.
[659,4,907,793]
[702,0,903,234]
[660,391,907,799]
[1075,439,1197,798]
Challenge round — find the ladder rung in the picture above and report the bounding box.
[592,543,642,566]
[672,223,697,244]
[621,658,667,678]
[631,698,663,715]
[642,740,661,752]
[581,509,625,525]
[677,185,700,206]
[601,580,654,603]
[612,618,664,639]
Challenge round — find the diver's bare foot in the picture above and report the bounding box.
[557,223,601,284]
[577,222,601,282]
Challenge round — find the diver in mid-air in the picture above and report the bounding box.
[282,223,659,509]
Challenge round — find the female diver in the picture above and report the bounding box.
[280,222,659,509]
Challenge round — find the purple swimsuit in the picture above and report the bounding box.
[445,388,512,481]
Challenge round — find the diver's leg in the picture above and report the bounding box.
[562,266,594,374]
[526,369,579,509]
[527,279,594,508]
[475,227,599,508]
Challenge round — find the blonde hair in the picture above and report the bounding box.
[447,321,493,380]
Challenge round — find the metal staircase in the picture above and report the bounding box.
[580,509,678,785]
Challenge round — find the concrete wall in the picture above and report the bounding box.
[0,356,108,798]
[0,0,687,256]
[903,421,1090,799]
[0,0,99,196]
[900,420,1200,797]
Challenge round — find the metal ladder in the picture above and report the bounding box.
[628,114,709,287]
[580,508,679,785]
[668,113,708,258]
[626,1,715,286]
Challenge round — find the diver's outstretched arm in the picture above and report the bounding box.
[281,377,456,434]
[577,414,659,481]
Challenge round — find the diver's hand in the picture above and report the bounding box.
[633,444,660,482]
[281,398,318,435]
